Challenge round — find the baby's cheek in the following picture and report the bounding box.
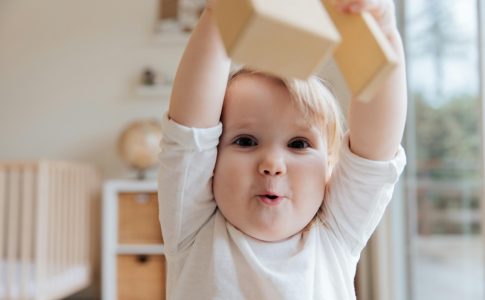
[299,161,327,192]
[221,152,244,176]
[214,151,244,189]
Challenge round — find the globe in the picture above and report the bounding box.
[117,119,162,178]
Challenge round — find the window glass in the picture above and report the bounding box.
[404,0,484,299]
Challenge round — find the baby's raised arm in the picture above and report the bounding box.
[168,1,230,128]
[341,0,407,160]
[321,0,407,256]
[158,1,230,255]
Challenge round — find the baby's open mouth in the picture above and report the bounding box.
[258,194,284,206]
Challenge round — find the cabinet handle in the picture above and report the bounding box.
[137,254,149,264]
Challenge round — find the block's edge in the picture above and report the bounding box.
[213,0,256,57]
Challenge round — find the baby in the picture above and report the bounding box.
[158,0,407,299]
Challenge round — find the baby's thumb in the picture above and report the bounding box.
[205,0,217,10]
[365,0,398,35]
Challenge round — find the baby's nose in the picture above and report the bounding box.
[258,153,286,176]
[261,168,283,176]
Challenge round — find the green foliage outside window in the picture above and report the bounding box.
[415,93,480,180]
[413,93,481,235]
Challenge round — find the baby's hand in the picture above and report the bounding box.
[331,0,397,36]
[205,0,217,10]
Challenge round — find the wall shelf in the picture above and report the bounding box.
[136,84,172,98]
[153,30,190,46]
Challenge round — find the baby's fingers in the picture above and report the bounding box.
[206,0,217,10]
[329,0,391,14]
[328,0,365,13]
[329,0,397,35]
[363,0,397,35]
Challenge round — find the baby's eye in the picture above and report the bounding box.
[234,136,258,147]
[288,138,310,149]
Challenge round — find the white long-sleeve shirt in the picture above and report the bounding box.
[158,114,406,300]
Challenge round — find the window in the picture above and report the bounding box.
[402,0,484,299]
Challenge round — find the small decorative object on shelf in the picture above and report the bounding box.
[177,0,205,32]
[142,68,157,86]
[140,67,169,86]
[158,0,204,33]
[117,119,162,180]
[155,0,205,45]
[137,68,173,98]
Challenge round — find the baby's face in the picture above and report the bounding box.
[213,74,328,242]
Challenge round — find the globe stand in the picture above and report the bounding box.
[136,169,147,181]
[117,119,162,180]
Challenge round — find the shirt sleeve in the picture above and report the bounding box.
[157,112,222,255]
[320,132,406,257]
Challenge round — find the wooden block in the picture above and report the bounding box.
[322,0,398,102]
[214,0,341,79]
[117,254,166,300]
[118,192,163,244]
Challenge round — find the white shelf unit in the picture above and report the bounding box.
[117,244,165,255]
[153,29,190,46]
[102,179,163,300]
[135,84,172,98]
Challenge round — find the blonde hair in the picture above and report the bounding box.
[227,68,345,175]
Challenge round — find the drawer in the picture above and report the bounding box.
[118,192,163,244]
[117,254,166,300]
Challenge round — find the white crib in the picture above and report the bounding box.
[0,161,100,300]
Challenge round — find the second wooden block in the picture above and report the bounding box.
[322,0,398,102]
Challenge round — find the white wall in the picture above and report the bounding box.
[0,0,183,179]
[0,0,350,180]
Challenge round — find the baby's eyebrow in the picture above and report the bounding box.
[224,120,258,132]
[292,120,316,132]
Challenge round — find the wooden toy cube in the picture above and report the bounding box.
[322,0,398,102]
[214,0,341,79]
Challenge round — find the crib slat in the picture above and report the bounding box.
[60,164,68,273]
[66,167,74,269]
[78,167,86,265]
[73,168,81,266]
[46,165,54,280]
[7,167,20,298]
[0,166,6,296]
[20,165,35,299]
[53,164,61,276]
[69,166,76,266]
[84,167,91,266]
[36,162,49,298]
[80,170,90,264]
[49,164,55,278]
[82,168,90,265]
[56,164,67,273]
[75,167,82,266]
[55,164,62,276]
